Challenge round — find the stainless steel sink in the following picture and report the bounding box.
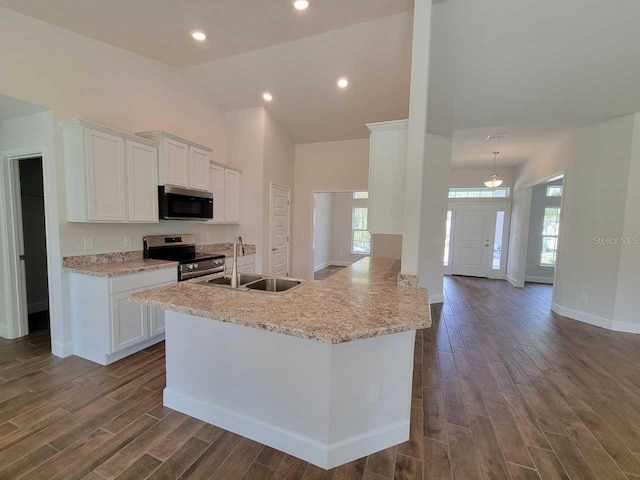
[244,278,303,293]
[201,273,263,287]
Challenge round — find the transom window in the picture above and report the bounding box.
[353,192,369,199]
[546,185,563,197]
[540,207,561,266]
[448,187,510,199]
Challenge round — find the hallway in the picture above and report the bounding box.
[0,277,638,478]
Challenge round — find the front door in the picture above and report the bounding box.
[451,204,496,277]
[270,185,290,276]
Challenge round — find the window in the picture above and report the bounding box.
[540,207,561,266]
[493,211,505,270]
[546,185,563,197]
[444,211,453,266]
[448,187,510,199]
[353,191,369,199]
[351,207,371,254]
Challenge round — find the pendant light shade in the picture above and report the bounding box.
[485,152,503,188]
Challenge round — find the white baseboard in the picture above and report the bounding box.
[0,324,10,339]
[429,294,444,305]
[525,276,554,285]
[28,301,49,314]
[164,388,409,469]
[552,303,640,334]
[314,261,353,272]
[51,340,74,358]
[506,275,520,288]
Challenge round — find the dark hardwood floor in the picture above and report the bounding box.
[1,276,639,479]
[314,265,347,281]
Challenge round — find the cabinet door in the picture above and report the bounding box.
[85,128,126,222]
[111,291,149,352]
[189,147,210,191]
[163,137,189,187]
[224,169,241,223]
[209,164,225,223]
[149,306,165,336]
[127,140,159,223]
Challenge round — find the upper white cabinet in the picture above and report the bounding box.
[137,131,212,192]
[209,164,225,224]
[367,120,408,235]
[209,163,241,224]
[224,168,241,224]
[60,119,159,223]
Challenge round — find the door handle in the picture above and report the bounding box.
[483,244,490,247]
[19,255,25,260]
[272,248,278,252]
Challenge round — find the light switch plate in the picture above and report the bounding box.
[83,238,94,251]
[124,236,132,248]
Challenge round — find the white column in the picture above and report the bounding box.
[401,0,433,277]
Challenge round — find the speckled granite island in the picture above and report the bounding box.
[131,257,430,469]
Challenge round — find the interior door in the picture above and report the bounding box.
[270,185,290,276]
[451,204,496,277]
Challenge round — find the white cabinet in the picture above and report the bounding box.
[111,290,149,351]
[225,254,255,274]
[69,267,176,365]
[367,120,408,235]
[127,140,159,222]
[163,137,190,187]
[189,146,211,191]
[210,164,225,223]
[60,119,159,224]
[224,168,241,224]
[137,131,212,192]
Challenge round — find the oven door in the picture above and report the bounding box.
[159,186,213,220]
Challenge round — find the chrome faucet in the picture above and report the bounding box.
[230,235,244,288]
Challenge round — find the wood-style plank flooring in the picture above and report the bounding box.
[314,265,347,280]
[1,276,640,479]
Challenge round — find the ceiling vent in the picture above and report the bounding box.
[486,134,509,141]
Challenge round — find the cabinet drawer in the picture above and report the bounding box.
[109,267,177,294]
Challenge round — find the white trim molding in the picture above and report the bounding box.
[525,276,554,285]
[552,303,640,335]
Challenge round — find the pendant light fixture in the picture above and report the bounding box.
[485,151,504,188]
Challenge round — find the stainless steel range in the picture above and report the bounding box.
[143,234,225,281]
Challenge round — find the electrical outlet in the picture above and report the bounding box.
[83,238,94,251]
[124,236,132,248]
[580,292,589,303]
[369,383,381,404]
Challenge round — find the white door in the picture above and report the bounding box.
[270,185,290,276]
[111,290,149,352]
[189,146,210,191]
[451,204,496,277]
[85,128,126,222]
[224,169,241,223]
[209,164,225,223]
[126,140,158,223]
[163,137,189,187]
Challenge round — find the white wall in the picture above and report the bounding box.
[449,167,516,188]
[262,113,295,274]
[292,139,370,279]
[509,114,640,334]
[313,193,333,270]
[525,178,563,283]
[417,133,452,303]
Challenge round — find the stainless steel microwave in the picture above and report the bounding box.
[158,186,213,221]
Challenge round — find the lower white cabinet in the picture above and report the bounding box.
[224,254,255,274]
[69,267,176,365]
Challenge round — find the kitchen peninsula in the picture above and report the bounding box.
[131,257,430,469]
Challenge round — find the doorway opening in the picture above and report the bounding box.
[444,187,511,279]
[524,175,564,287]
[312,191,370,280]
[16,157,50,335]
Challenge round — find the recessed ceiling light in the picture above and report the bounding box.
[337,78,349,89]
[263,92,273,102]
[293,0,310,11]
[191,31,207,41]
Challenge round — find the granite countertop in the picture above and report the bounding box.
[64,259,178,277]
[130,257,431,344]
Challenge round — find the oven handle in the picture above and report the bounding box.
[179,265,225,281]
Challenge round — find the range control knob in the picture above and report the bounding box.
[187,264,194,270]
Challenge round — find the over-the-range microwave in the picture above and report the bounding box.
[158,186,213,221]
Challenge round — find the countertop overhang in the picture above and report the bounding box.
[130,257,431,344]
